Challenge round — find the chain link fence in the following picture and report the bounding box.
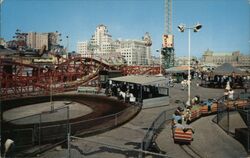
[140,110,173,157]
[65,110,171,158]
[2,105,69,157]
[2,102,139,157]
[213,93,250,153]
[236,109,250,153]
[141,110,167,152]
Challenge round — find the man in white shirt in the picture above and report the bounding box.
[228,89,234,100]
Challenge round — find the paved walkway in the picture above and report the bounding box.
[156,81,248,158]
[40,97,172,158]
[40,82,249,158]
[157,115,247,158]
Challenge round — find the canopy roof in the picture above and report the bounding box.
[212,63,243,76]
[110,75,167,85]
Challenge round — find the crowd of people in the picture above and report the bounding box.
[168,70,250,90]
[105,82,140,104]
[201,74,250,89]
[105,80,163,104]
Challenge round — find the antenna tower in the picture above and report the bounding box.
[162,0,175,69]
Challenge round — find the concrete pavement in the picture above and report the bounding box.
[40,82,249,158]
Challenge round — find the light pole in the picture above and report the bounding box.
[66,35,69,58]
[156,49,162,75]
[178,23,202,106]
[50,73,54,112]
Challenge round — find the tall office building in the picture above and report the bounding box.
[89,24,115,54]
[26,32,36,49]
[0,38,6,47]
[36,33,48,50]
[119,40,149,65]
[77,25,152,66]
[26,32,48,50]
[117,32,152,65]
[77,41,90,57]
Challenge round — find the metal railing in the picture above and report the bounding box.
[2,106,69,154]
[2,103,139,157]
[141,110,169,155]
[213,93,250,153]
[236,109,250,153]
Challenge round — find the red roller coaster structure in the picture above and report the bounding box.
[0,56,162,100]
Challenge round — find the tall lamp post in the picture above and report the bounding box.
[156,49,162,75]
[66,35,69,59]
[178,23,202,106]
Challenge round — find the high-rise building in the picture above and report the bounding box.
[89,24,115,54]
[0,38,6,47]
[77,41,90,57]
[26,32,48,50]
[118,32,152,65]
[77,25,152,66]
[119,40,148,65]
[36,33,48,50]
[27,32,36,49]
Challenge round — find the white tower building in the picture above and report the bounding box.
[77,25,152,66]
[89,24,115,55]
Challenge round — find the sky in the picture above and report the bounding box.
[1,0,250,58]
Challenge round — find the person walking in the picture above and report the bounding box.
[228,89,234,100]
[4,139,15,158]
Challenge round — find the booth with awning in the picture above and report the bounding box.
[165,66,194,83]
[108,75,169,106]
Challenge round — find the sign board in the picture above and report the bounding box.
[162,34,174,48]
[33,58,53,63]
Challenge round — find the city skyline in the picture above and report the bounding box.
[1,0,249,58]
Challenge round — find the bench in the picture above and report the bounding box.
[190,109,201,122]
[235,100,248,109]
[200,105,208,114]
[173,128,193,144]
[211,103,218,113]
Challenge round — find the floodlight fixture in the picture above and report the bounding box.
[193,23,202,32]
[178,24,185,32]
